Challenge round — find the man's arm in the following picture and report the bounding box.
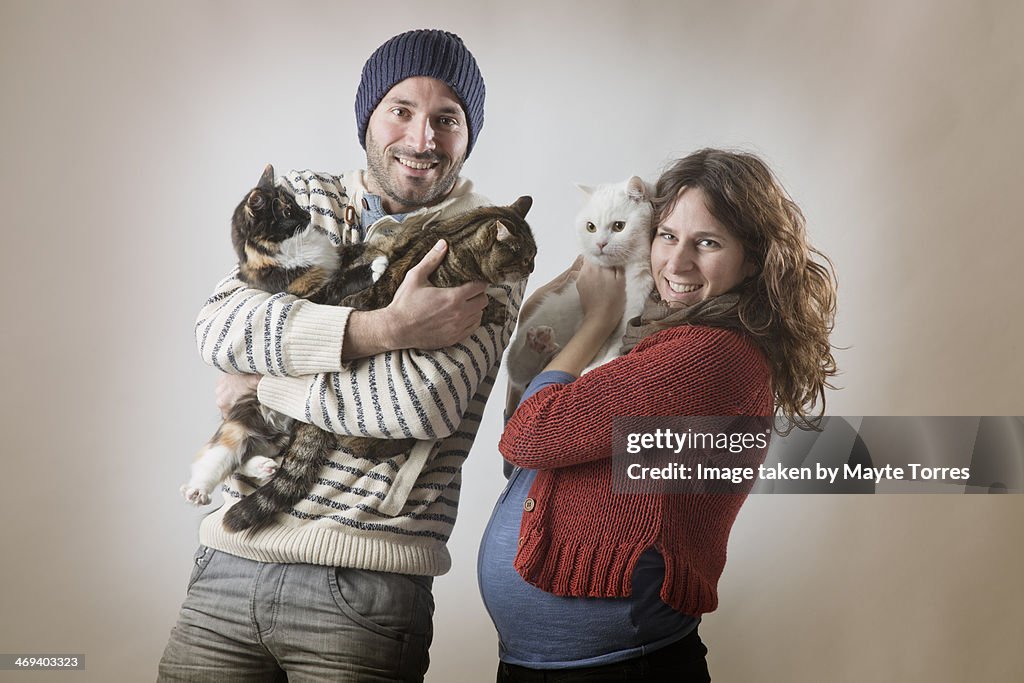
[341,240,489,359]
[195,167,358,378]
[257,277,525,440]
[195,270,350,377]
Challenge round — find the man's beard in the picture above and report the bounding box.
[365,133,465,212]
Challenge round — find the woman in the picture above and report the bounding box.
[478,149,837,681]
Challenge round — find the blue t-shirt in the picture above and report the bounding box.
[360,192,409,229]
[477,371,697,668]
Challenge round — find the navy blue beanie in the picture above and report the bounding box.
[355,29,485,157]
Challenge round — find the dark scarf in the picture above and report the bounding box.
[619,291,745,354]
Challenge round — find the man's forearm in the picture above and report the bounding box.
[340,309,396,360]
[196,272,349,376]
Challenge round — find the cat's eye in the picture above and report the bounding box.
[586,222,596,233]
[612,221,625,232]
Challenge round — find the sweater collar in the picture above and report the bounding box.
[344,170,476,232]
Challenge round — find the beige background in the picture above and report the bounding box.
[2,0,1022,681]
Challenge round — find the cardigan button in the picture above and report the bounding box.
[523,498,536,512]
[518,536,526,547]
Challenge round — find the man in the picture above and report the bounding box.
[160,29,522,682]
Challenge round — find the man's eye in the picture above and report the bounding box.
[390,107,409,117]
[438,117,459,128]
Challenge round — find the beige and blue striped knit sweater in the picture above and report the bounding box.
[194,169,525,576]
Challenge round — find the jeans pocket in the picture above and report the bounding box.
[186,545,214,593]
[328,567,434,641]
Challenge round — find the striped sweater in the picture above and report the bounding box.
[194,169,525,575]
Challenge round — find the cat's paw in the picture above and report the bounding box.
[370,255,389,282]
[527,326,560,354]
[180,484,212,506]
[239,456,279,484]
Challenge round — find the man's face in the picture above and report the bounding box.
[365,76,470,214]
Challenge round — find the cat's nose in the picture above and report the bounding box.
[596,241,608,251]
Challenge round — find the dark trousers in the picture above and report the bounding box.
[496,628,711,682]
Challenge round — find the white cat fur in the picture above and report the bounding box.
[505,177,654,401]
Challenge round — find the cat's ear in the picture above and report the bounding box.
[258,164,276,190]
[575,183,595,196]
[495,220,513,242]
[626,176,649,202]
[510,195,532,219]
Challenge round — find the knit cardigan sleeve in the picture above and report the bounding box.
[499,326,773,469]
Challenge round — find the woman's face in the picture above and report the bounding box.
[650,187,755,307]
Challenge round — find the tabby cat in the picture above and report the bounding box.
[181,165,536,534]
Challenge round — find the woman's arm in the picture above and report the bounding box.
[500,326,772,470]
[540,260,625,376]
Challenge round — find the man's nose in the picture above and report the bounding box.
[406,115,436,153]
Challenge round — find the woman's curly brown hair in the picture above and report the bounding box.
[653,149,838,431]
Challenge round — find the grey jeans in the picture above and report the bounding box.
[158,546,434,682]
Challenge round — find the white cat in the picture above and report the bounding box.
[505,176,654,404]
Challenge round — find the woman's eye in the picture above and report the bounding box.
[657,231,675,241]
[697,238,719,248]
[586,222,597,233]
[612,221,625,232]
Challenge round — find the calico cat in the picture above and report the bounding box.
[505,176,653,404]
[181,165,536,534]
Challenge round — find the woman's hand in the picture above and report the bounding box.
[540,261,626,377]
[576,260,626,336]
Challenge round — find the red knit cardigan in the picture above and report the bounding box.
[499,325,773,616]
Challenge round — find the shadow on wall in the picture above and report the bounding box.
[757,416,1024,494]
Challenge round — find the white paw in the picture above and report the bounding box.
[370,255,389,282]
[239,456,279,483]
[180,484,211,506]
[527,326,560,354]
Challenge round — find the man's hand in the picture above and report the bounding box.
[342,240,489,359]
[216,373,260,417]
[386,239,489,349]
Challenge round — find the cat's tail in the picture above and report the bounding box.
[222,422,330,534]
